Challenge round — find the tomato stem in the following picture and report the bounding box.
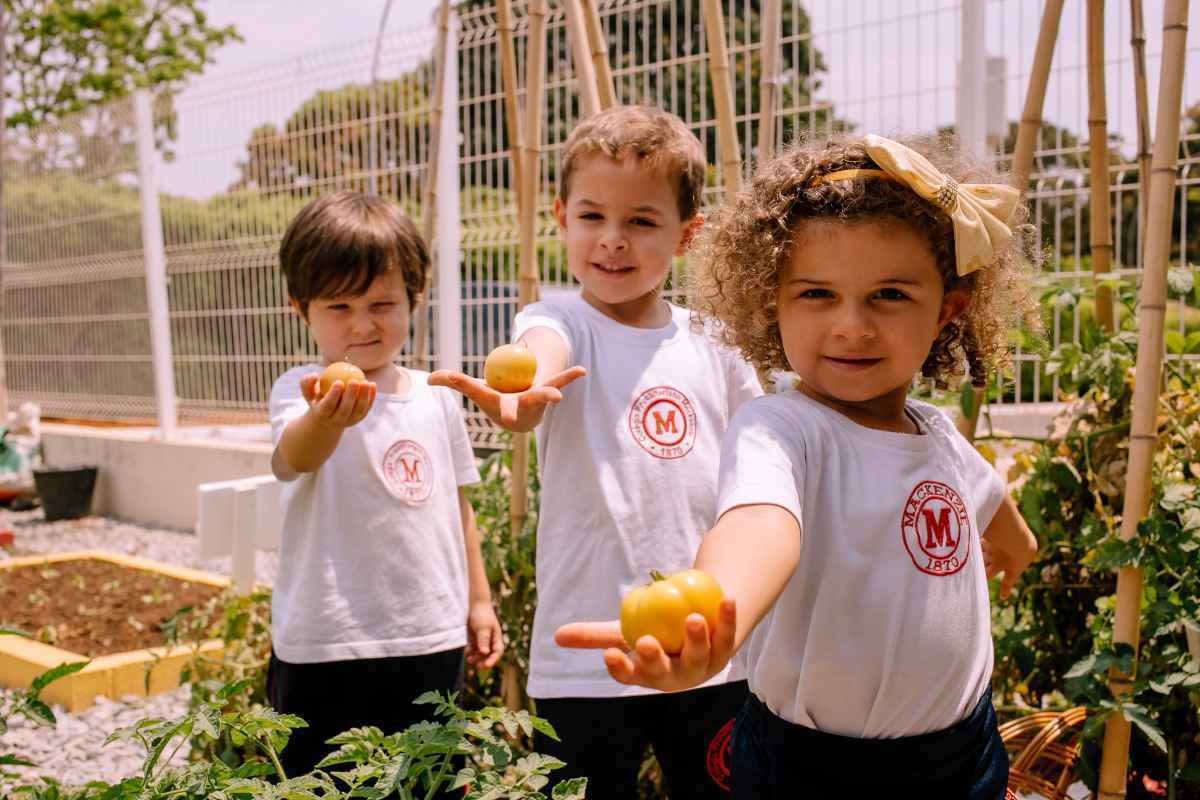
[649,570,666,582]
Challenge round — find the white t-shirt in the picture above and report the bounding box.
[268,366,481,663]
[513,295,763,697]
[717,390,1006,737]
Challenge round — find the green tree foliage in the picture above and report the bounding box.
[230,1,838,199]
[3,0,239,130]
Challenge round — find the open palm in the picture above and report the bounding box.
[428,366,586,431]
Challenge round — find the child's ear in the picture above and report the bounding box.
[938,289,969,329]
[675,212,705,256]
[553,196,568,231]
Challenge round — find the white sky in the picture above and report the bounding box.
[157,1,1200,199]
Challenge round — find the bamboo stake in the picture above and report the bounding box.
[581,0,616,109]
[702,0,743,197]
[1130,0,1152,258]
[497,0,525,204]
[411,0,453,369]
[1086,0,1115,333]
[1098,4,1190,796]
[757,0,782,161]
[565,0,601,118]
[1011,0,1065,186]
[511,0,547,604]
[495,0,530,714]
[0,3,8,422]
[958,0,1064,442]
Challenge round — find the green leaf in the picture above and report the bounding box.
[1186,331,1200,354]
[1165,331,1187,355]
[0,626,29,637]
[552,777,588,799]
[30,660,89,692]
[1121,704,1167,752]
[0,754,36,767]
[959,381,976,419]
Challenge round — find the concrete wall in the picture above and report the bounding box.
[41,424,273,530]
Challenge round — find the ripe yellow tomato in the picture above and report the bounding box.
[619,569,724,655]
[484,344,537,393]
[318,361,366,398]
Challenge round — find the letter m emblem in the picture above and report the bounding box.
[922,506,956,549]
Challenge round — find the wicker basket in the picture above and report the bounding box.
[1000,707,1088,800]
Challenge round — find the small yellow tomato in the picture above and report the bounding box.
[318,361,366,398]
[619,569,724,655]
[484,344,537,393]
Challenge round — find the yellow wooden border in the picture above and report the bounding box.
[1,552,230,711]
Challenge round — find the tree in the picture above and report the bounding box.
[3,0,239,130]
[229,1,839,200]
[0,0,240,419]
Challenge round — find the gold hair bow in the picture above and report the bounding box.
[814,135,1021,276]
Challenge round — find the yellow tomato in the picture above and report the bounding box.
[484,344,537,393]
[318,361,366,398]
[619,569,724,655]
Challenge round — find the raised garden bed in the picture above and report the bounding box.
[0,551,228,711]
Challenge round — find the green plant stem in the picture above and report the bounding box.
[231,725,287,782]
[152,734,189,785]
[424,754,455,800]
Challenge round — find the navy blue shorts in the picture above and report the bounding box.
[534,680,748,797]
[731,688,1009,798]
[267,647,464,780]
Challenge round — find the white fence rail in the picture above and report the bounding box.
[2,1,1199,446]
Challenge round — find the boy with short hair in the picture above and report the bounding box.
[431,106,762,797]
[269,191,503,778]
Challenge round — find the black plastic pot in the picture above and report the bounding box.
[33,465,98,521]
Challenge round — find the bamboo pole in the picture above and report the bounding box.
[494,0,531,714]
[1097,4,1190,796]
[1086,0,1115,333]
[958,0,1064,442]
[1010,0,1065,186]
[1130,0,1152,259]
[511,0,547,615]
[0,3,8,423]
[565,0,601,118]
[496,0,525,202]
[702,0,743,197]
[580,0,616,110]
[757,0,782,161]
[411,0,453,369]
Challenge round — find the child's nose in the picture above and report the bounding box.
[831,304,877,340]
[599,225,628,252]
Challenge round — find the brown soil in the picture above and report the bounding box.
[0,559,223,657]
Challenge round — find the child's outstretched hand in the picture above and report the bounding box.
[466,601,505,669]
[300,372,376,429]
[428,366,586,432]
[554,597,737,693]
[982,537,1034,600]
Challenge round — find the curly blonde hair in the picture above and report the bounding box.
[690,133,1041,386]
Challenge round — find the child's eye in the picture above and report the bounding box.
[371,302,395,311]
[631,217,658,228]
[799,288,833,299]
[579,212,603,221]
[327,304,350,311]
[875,288,910,301]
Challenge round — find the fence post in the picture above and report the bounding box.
[133,90,178,438]
[957,0,987,157]
[435,8,462,374]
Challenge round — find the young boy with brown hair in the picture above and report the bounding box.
[431,106,761,797]
[269,191,503,778]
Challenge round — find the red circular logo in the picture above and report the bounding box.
[629,386,697,459]
[900,480,971,576]
[380,440,433,504]
[706,717,734,791]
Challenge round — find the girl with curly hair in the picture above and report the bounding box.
[558,134,1041,799]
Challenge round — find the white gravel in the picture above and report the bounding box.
[0,507,277,790]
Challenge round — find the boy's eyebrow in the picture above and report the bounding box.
[576,198,665,214]
[783,276,928,286]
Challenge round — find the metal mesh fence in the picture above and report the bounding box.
[2,0,1198,440]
